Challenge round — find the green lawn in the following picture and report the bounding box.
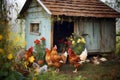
[28,58,120,80]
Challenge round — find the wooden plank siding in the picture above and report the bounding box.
[76,18,115,52]
[100,19,116,52]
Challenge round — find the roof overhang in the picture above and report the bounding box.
[19,0,120,18]
[37,0,52,15]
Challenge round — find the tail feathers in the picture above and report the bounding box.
[61,51,68,63]
[63,51,68,57]
[80,48,88,62]
[59,60,64,63]
[78,61,84,64]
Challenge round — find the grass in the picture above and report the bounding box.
[33,58,120,80]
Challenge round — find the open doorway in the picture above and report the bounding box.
[53,21,74,52]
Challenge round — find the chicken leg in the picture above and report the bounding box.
[55,68,60,72]
[73,68,78,73]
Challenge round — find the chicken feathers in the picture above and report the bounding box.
[45,45,68,72]
[80,48,88,63]
[68,48,88,73]
[45,48,53,66]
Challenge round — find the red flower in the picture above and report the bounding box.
[64,41,68,45]
[40,37,46,41]
[58,39,64,43]
[67,41,72,46]
[61,39,64,43]
[34,39,40,44]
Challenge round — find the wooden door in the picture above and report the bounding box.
[83,20,101,52]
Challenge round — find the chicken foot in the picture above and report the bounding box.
[55,68,60,72]
[73,68,78,73]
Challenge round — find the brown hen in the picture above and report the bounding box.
[50,45,67,72]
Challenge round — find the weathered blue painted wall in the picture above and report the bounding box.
[26,1,51,49]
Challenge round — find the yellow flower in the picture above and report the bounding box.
[72,40,75,44]
[69,36,73,41]
[81,37,86,44]
[7,53,13,60]
[15,37,20,42]
[0,48,4,54]
[0,35,3,40]
[77,39,81,43]
[23,61,29,68]
[28,56,35,63]
[34,68,39,76]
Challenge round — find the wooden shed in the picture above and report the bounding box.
[19,0,120,53]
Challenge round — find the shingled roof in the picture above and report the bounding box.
[20,0,120,18]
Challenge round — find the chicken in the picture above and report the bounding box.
[68,48,87,73]
[24,47,33,60]
[60,51,68,64]
[50,45,68,72]
[45,48,53,67]
[33,62,48,74]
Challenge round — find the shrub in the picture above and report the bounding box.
[116,36,120,54]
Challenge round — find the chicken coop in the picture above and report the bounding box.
[19,0,120,54]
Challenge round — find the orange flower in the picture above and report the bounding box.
[34,39,40,44]
[40,37,46,41]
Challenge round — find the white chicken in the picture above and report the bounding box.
[33,62,48,74]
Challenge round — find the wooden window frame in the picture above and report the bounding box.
[30,23,41,35]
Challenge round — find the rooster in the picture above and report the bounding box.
[50,45,68,72]
[68,48,87,73]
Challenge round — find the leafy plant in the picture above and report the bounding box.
[0,33,24,80]
[115,30,120,55]
[67,33,86,54]
[34,37,46,61]
[116,37,120,54]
